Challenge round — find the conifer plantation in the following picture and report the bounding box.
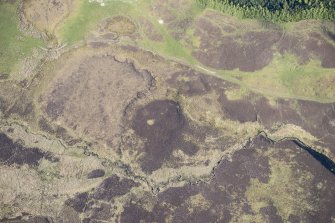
[196,0,335,22]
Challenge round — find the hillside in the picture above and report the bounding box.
[0,0,335,222]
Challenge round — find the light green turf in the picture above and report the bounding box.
[57,0,201,64]
[135,0,202,65]
[0,2,43,74]
[226,54,335,102]
[57,0,136,43]
[137,17,198,65]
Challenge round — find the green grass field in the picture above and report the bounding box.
[226,54,335,102]
[0,2,44,75]
[57,0,200,64]
[57,0,131,43]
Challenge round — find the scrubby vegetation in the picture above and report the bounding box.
[196,0,335,22]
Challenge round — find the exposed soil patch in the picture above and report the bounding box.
[0,133,57,167]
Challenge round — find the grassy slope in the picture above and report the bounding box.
[57,0,198,65]
[55,0,335,103]
[0,2,43,74]
[57,0,130,43]
[221,54,335,102]
[136,0,203,65]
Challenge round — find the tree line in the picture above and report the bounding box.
[195,0,335,22]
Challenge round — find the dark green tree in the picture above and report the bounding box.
[195,0,335,22]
